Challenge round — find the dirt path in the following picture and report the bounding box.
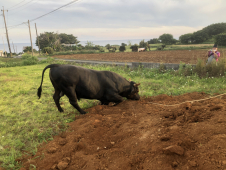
[53,50,212,64]
[18,92,226,170]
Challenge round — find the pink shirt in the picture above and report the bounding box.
[208,51,220,61]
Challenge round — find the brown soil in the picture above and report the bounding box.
[52,49,225,64]
[17,92,226,170]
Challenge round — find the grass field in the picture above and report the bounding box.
[1,61,226,169]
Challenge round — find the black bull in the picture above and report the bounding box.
[37,64,140,114]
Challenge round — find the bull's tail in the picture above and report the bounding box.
[37,64,60,99]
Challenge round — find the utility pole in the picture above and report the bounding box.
[28,20,33,56]
[2,36,6,57]
[12,41,15,54]
[16,46,17,54]
[35,23,40,55]
[1,7,12,57]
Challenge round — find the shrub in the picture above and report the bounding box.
[99,48,105,52]
[119,46,126,52]
[214,33,226,46]
[21,54,38,65]
[23,46,32,53]
[43,47,54,54]
[21,53,32,59]
[39,56,54,64]
[130,45,138,52]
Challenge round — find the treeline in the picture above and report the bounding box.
[179,23,226,45]
[148,23,226,46]
[22,22,226,54]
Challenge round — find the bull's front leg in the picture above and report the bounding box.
[106,91,124,106]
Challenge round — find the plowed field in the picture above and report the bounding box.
[53,50,217,64]
[18,92,226,170]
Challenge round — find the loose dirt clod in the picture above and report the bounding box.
[47,147,57,154]
[17,92,226,170]
[57,161,68,170]
[163,145,184,156]
[58,138,67,146]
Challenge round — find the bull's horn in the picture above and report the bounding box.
[129,78,131,82]
[133,83,141,87]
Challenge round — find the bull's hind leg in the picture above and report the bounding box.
[50,79,64,112]
[53,89,64,112]
[61,85,86,115]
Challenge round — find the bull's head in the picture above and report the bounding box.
[126,79,140,100]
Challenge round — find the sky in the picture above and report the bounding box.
[0,0,225,44]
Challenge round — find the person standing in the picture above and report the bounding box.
[206,44,220,65]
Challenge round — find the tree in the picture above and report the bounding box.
[127,40,132,46]
[93,45,100,50]
[148,38,160,44]
[121,43,127,46]
[130,44,138,52]
[215,33,226,46]
[43,47,54,54]
[36,32,79,52]
[23,46,32,53]
[179,33,193,44]
[119,46,126,52]
[105,44,111,50]
[59,33,79,44]
[202,23,226,37]
[191,30,209,44]
[159,34,176,45]
[36,32,60,51]
[139,39,148,49]
[85,41,94,49]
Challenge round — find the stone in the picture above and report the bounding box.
[111,142,115,145]
[62,157,71,164]
[59,138,67,146]
[172,161,178,167]
[222,160,226,165]
[57,161,69,170]
[163,145,184,156]
[160,135,171,141]
[74,135,82,142]
[189,160,197,167]
[23,160,36,167]
[47,147,57,154]
[50,164,58,170]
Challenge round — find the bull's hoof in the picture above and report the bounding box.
[80,111,86,115]
[59,108,64,112]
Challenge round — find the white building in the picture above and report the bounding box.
[0,50,4,57]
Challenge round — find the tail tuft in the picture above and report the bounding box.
[37,86,42,99]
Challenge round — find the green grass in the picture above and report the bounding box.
[1,60,226,169]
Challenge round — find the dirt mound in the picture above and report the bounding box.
[17,92,226,170]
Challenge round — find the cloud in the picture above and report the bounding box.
[1,0,226,43]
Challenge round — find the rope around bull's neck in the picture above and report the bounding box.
[146,92,226,107]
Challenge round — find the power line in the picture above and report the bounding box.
[8,0,39,17]
[7,0,27,10]
[7,0,81,30]
[8,0,37,12]
[30,0,80,22]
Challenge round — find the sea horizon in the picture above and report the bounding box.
[0,39,150,53]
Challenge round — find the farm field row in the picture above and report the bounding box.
[52,49,226,64]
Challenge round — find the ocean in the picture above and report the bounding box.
[0,39,149,53]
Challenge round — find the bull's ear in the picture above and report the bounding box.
[133,83,141,87]
[129,78,131,82]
